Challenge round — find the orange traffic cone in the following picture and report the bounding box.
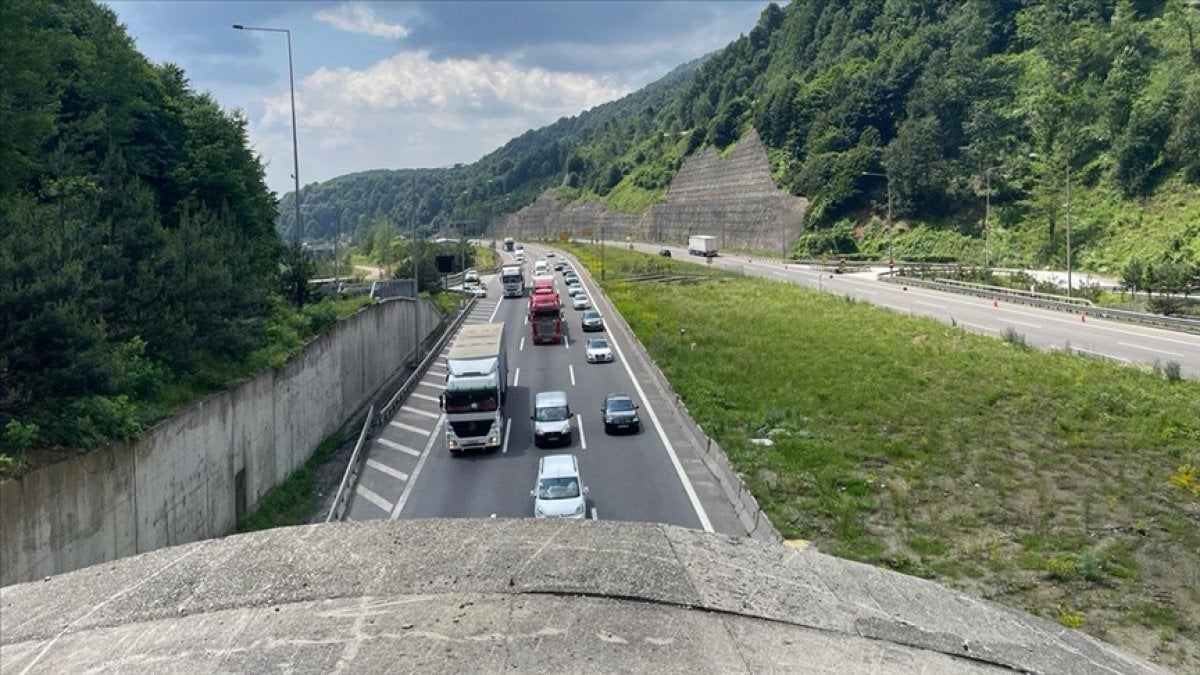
[902,286,908,291]
[993,299,999,308]
[1080,314,1086,323]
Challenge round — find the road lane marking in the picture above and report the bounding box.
[390,421,431,436]
[367,458,409,482]
[513,368,520,387]
[502,418,512,454]
[411,392,440,403]
[577,414,587,450]
[426,367,446,376]
[1118,341,1184,358]
[524,314,528,326]
[487,297,503,323]
[880,304,909,313]
[401,405,440,420]
[355,484,394,512]
[390,415,445,519]
[773,271,787,278]
[591,507,598,521]
[914,300,945,309]
[1073,348,1132,363]
[1003,319,1041,329]
[519,336,525,351]
[1090,323,1198,347]
[569,364,576,386]
[377,438,420,457]
[563,334,569,349]
[958,322,998,333]
[419,381,445,390]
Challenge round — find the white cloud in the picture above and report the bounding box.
[252,50,630,193]
[314,3,411,39]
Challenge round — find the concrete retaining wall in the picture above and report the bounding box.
[494,128,808,254]
[0,297,443,587]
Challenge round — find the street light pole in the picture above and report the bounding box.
[232,24,301,248]
[412,197,421,363]
[1065,168,1072,299]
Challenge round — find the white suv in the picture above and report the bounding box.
[531,454,588,519]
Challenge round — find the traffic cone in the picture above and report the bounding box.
[993,299,998,308]
[902,286,908,291]
[1080,314,1086,323]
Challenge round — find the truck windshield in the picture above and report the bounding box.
[443,391,498,413]
[531,307,559,319]
[502,273,521,283]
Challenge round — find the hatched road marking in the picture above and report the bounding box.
[377,437,420,457]
[419,381,445,390]
[391,417,445,519]
[390,421,431,436]
[355,484,394,512]
[366,458,409,482]
[401,405,440,420]
[411,392,440,403]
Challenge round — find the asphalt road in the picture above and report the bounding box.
[625,241,1200,380]
[346,248,745,535]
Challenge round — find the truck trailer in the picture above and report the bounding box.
[441,323,508,454]
[688,235,718,257]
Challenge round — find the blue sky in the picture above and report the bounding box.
[104,1,774,196]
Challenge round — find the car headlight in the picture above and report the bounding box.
[535,506,546,517]
[574,503,585,516]
[447,439,458,448]
[486,435,500,446]
[631,415,639,423]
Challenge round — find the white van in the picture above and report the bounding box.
[532,390,572,447]
[531,454,588,519]
[534,260,549,276]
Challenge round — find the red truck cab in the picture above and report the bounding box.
[529,291,563,344]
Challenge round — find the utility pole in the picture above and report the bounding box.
[411,198,421,363]
[600,222,606,281]
[1065,168,1072,299]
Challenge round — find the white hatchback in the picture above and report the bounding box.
[572,294,591,310]
[532,454,588,519]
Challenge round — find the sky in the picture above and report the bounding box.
[103,1,774,196]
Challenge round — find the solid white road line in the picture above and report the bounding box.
[390,415,445,519]
[519,336,525,351]
[502,418,512,454]
[390,421,431,436]
[958,321,998,333]
[1118,341,1184,358]
[1003,319,1041,329]
[577,414,587,450]
[488,295,505,324]
[880,304,909,313]
[1073,347,1132,363]
[410,392,440,403]
[513,368,520,387]
[569,364,576,386]
[419,381,445,390]
[401,405,440,420]
[366,458,409,482]
[355,484,394,512]
[914,300,945,309]
[377,437,420,457]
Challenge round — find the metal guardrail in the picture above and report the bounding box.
[882,275,1200,334]
[930,278,1095,307]
[324,294,479,523]
[326,405,375,523]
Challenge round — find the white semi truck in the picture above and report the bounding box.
[441,323,508,454]
[501,264,524,297]
[688,235,718,257]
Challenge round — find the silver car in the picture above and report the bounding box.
[585,338,614,363]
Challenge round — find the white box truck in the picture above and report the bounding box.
[688,235,718,257]
[441,323,508,454]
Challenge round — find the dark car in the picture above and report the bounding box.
[553,260,566,271]
[658,248,672,257]
[601,394,641,434]
[580,309,604,332]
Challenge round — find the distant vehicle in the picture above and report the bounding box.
[553,260,566,271]
[441,323,507,454]
[659,249,672,257]
[601,394,641,434]
[531,274,557,297]
[529,290,563,344]
[514,250,526,263]
[563,271,579,284]
[531,454,587,519]
[534,260,549,276]
[585,338,613,363]
[580,310,604,332]
[688,235,718,257]
[567,284,584,299]
[501,265,524,298]
[572,294,591,310]
[503,237,514,252]
[546,252,556,258]
[532,391,572,447]
[464,268,479,283]
[464,284,487,298]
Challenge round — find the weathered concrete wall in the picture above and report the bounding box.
[0,297,443,587]
[494,128,808,254]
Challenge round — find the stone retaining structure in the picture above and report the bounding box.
[495,128,808,254]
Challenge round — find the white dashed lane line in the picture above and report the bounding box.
[519,336,525,351]
[502,418,512,454]
[577,414,587,450]
[366,458,409,482]
[513,368,520,387]
[569,364,576,386]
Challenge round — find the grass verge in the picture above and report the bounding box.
[236,428,352,532]
[562,242,1200,668]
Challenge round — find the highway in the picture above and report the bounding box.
[345,247,745,534]
[624,241,1200,380]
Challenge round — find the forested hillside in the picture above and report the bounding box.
[298,0,1200,280]
[0,0,286,461]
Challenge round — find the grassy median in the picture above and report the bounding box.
[562,242,1200,667]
